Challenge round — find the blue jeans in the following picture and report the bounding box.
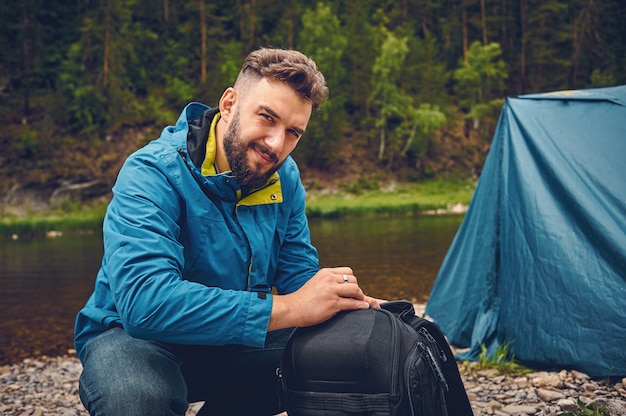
[78,327,294,416]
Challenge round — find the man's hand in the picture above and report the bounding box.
[364,295,386,309]
[268,267,378,331]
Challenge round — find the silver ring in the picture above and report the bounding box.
[342,274,349,283]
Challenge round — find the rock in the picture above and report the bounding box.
[604,399,626,415]
[531,373,564,388]
[501,404,538,414]
[583,382,597,391]
[557,398,578,412]
[536,388,565,401]
[571,369,590,380]
[478,368,500,377]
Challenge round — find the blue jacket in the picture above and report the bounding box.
[74,102,320,362]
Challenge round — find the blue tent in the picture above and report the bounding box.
[425,85,626,378]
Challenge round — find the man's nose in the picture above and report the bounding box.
[264,129,285,153]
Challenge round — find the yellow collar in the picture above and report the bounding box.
[238,173,283,206]
[199,112,283,205]
[201,113,221,176]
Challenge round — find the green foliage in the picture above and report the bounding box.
[56,0,142,132]
[15,128,39,159]
[369,30,410,161]
[454,42,508,112]
[219,40,246,86]
[294,2,348,168]
[590,69,616,88]
[400,103,447,160]
[2,0,626,189]
[343,177,381,195]
[525,0,571,90]
[454,41,508,137]
[472,341,532,377]
[404,33,450,109]
[369,30,448,171]
[164,77,194,109]
[558,400,610,416]
[340,1,379,119]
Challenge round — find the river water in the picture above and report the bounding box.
[0,214,463,365]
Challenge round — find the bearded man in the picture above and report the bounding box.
[74,48,381,416]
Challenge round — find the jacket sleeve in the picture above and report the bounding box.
[272,159,320,295]
[103,146,271,348]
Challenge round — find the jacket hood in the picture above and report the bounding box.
[186,105,220,169]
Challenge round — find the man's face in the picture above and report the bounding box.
[222,78,312,189]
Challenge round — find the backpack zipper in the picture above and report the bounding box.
[379,308,402,401]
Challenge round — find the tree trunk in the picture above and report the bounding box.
[286,2,294,48]
[519,0,527,93]
[401,119,419,155]
[462,3,468,62]
[22,0,30,120]
[236,0,244,40]
[403,0,408,27]
[501,0,507,52]
[200,0,206,83]
[248,0,256,50]
[378,127,386,161]
[480,0,488,45]
[103,0,111,89]
[571,0,594,88]
[378,92,387,161]
[164,0,169,22]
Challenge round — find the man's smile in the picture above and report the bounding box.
[250,142,278,166]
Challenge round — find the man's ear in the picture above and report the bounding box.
[219,87,237,122]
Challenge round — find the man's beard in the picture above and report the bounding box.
[223,110,282,190]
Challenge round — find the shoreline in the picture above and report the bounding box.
[1,177,475,239]
[2,304,625,416]
[1,203,469,241]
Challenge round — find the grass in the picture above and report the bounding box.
[305,178,476,218]
[559,400,611,416]
[0,178,476,237]
[0,202,107,239]
[463,341,532,377]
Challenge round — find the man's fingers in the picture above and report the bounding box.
[337,272,357,284]
[336,282,365,299]
[337,296,370,311]
[364,296,384,309]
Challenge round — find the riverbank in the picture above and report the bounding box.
[0,178,475,239]
[2,304,625,415]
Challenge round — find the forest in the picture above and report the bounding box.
[1,0,625,201]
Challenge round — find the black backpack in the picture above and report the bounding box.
[280,300,474,416]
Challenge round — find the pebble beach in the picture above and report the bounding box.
[2,304,625,415]
[2,350,626,416]
[2,352,625,416]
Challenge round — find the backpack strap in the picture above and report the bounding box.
[285,390,396,413]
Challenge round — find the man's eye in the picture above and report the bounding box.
[260,113,272,122]
[288,129,301,139]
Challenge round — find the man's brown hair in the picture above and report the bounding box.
[235,48,328,111]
